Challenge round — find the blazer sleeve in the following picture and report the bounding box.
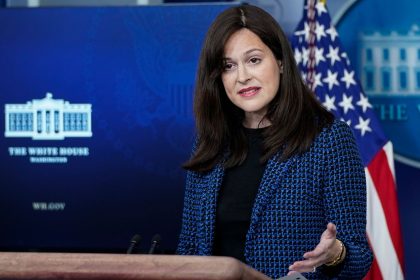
[177,138,202,255]
[177,167,200,255]
[176,169,200,255]
[321,121,373,279]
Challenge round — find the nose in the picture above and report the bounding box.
[237,64,251,84]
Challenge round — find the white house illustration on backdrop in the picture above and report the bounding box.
[4,92,92,140]
[359,24,420,95]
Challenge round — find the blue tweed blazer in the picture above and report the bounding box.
[177,120,373,279]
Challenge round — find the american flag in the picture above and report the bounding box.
[290,0,404,279]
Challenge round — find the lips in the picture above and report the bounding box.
[238,86,261,97]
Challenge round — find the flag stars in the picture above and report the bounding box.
[322,94,337,111]
[307,72,323,90]
[302,47,309,66]
[294,22,311,43]
[341,69,356,88]
[295,22,310,43]
[315,47,326,65]
[301,72,307,82]
[340,117,352,127]
[312,72,323,90]
[326,46,340,66]
[355,116,372,136]
[326,26,338,41]
[315,22,327,41]
[323,70,339,90]
[338,93,355,114]
[341,52,351,65]
[303,22,311,42]
[356,93,372,113]
[346,119,352,126]
[294,48,302,65]
[315,2,328,15]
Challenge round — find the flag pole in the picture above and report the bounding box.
[307,0,317,91]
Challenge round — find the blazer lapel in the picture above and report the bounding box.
[198,162,224,255]
[246,155,296,245]
[197,154,296,256]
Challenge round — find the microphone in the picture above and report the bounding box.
[126,234,142,254]
[148,234,161,254]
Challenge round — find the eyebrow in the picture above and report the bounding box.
[244,48,264,55]
[223,48,264,60]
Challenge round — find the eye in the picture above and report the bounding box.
[249,57,261,64]
[223,62,235,71]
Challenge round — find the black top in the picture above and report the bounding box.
[212,127,266,263]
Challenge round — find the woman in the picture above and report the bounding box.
[177,4,373,279]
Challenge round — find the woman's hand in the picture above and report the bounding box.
[288,222,342,275]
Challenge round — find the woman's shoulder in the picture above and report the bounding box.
[319,119,354,139]
[311,119,357,151]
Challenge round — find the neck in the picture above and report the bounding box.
[243,112,271,129]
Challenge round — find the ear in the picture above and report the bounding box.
[278,60,283,73]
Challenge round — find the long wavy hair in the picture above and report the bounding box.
[183,4,334,172]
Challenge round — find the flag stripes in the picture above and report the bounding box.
[366,165,404,279]
[290,1,405,279]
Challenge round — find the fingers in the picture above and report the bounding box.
[327,222,337,234]
[321,222,337,239]
[289,259,318,273]
[303,244,324,259]
[288,222,339,274]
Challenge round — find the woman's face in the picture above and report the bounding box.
[221,28,281,127]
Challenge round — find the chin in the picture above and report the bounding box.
[241,106,267,115]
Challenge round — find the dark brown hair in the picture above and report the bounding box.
[183,4,334,172]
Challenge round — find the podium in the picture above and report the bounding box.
[0,252,270,280]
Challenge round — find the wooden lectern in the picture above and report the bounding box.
[0,252,270,280]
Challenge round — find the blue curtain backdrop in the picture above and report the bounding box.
[0,0,419,278]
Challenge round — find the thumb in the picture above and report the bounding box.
[322,222,337,239]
